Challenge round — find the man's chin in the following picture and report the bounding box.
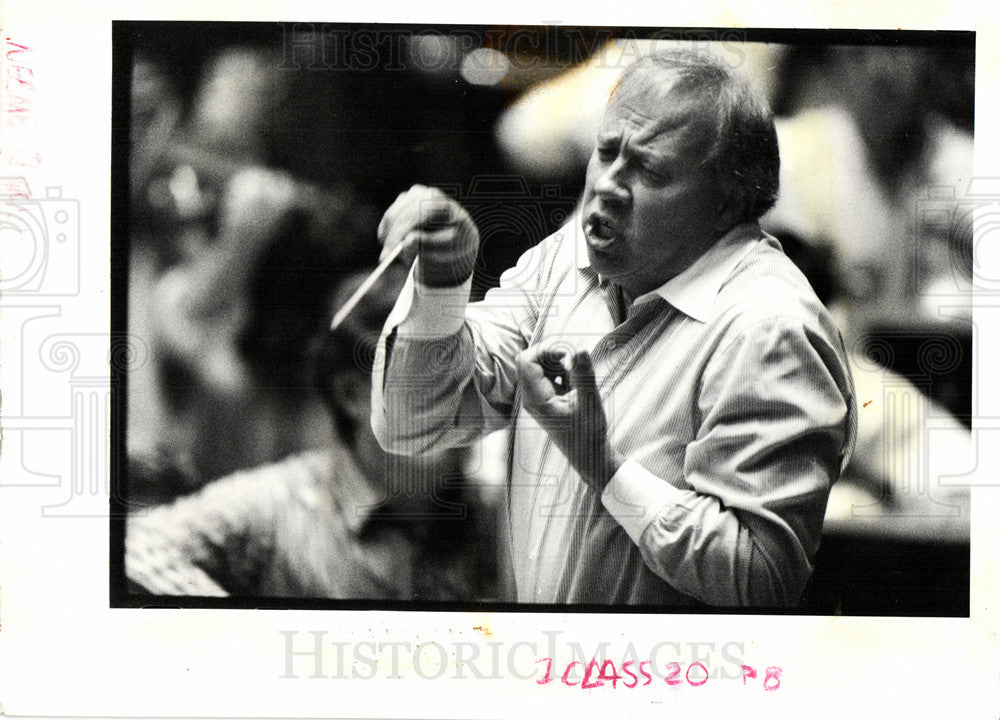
[586,246,653,296]
[585,241,614,273]
[586,246,628,287]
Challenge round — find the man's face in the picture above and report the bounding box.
[581,69,730,298]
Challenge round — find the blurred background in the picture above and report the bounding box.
[117,23,975,613]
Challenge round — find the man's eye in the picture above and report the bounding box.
[596,146,616,161]
[641,165,668,182]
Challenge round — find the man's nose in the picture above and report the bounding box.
[593,157,630,204]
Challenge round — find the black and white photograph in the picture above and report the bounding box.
[1,3,997,718]
[114,23,974,614]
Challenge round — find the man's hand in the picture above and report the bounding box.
[516,343,623,492]
[377,185,480,287]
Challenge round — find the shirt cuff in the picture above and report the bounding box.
[390,260,473,339]
[600,458,684,547]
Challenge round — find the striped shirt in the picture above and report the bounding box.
[125,448,489,600]
[373,218,856,607]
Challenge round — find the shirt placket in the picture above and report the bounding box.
[590,289,670,387]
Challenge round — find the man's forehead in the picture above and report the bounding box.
[601,72,716,146]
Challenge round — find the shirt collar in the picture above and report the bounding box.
[575,218,764,323]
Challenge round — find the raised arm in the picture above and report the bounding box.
[371,186,548,455]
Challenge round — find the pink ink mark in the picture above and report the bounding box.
[3,38,41,165]
[530,654,783,692]
[560,660,582,687]
[620,660,638,688]
[8,149,41,168]
[663,661,682,686]
[535,657,553,685]
[685,661,709,687]
[763,665,783,692]
[597,659,622,689]
[638,660,652,686]
[1,178,29,199]
[5,40,30,60]
[580,658,604,689]
[8,64,35,91]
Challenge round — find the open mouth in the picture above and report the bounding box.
[584,213,619,245]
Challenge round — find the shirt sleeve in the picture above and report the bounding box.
[125,469,279,596]
[601,316,856,606]
[372,245,551,455]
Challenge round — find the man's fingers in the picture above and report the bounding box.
[379,193,426,258]
[525,348,570,381]
[377,185,450,242]
[378,186,434,238]
[517,347,570,406]
[414,224,462,259]
[377,186,473,271]
[378,225,465,266]
[419,201,456,228]
[536,349,571,395]
[378,230,420,265]
[376,189,411,243]
[569,351,599,398]
[518,361,555,407]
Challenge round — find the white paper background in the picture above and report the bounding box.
[1,1,998,718]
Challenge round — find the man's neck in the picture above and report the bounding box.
[615,225,738,302]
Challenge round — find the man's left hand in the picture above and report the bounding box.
[516,343,622,492]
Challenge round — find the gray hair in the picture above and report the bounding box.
[615,50,780,223]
